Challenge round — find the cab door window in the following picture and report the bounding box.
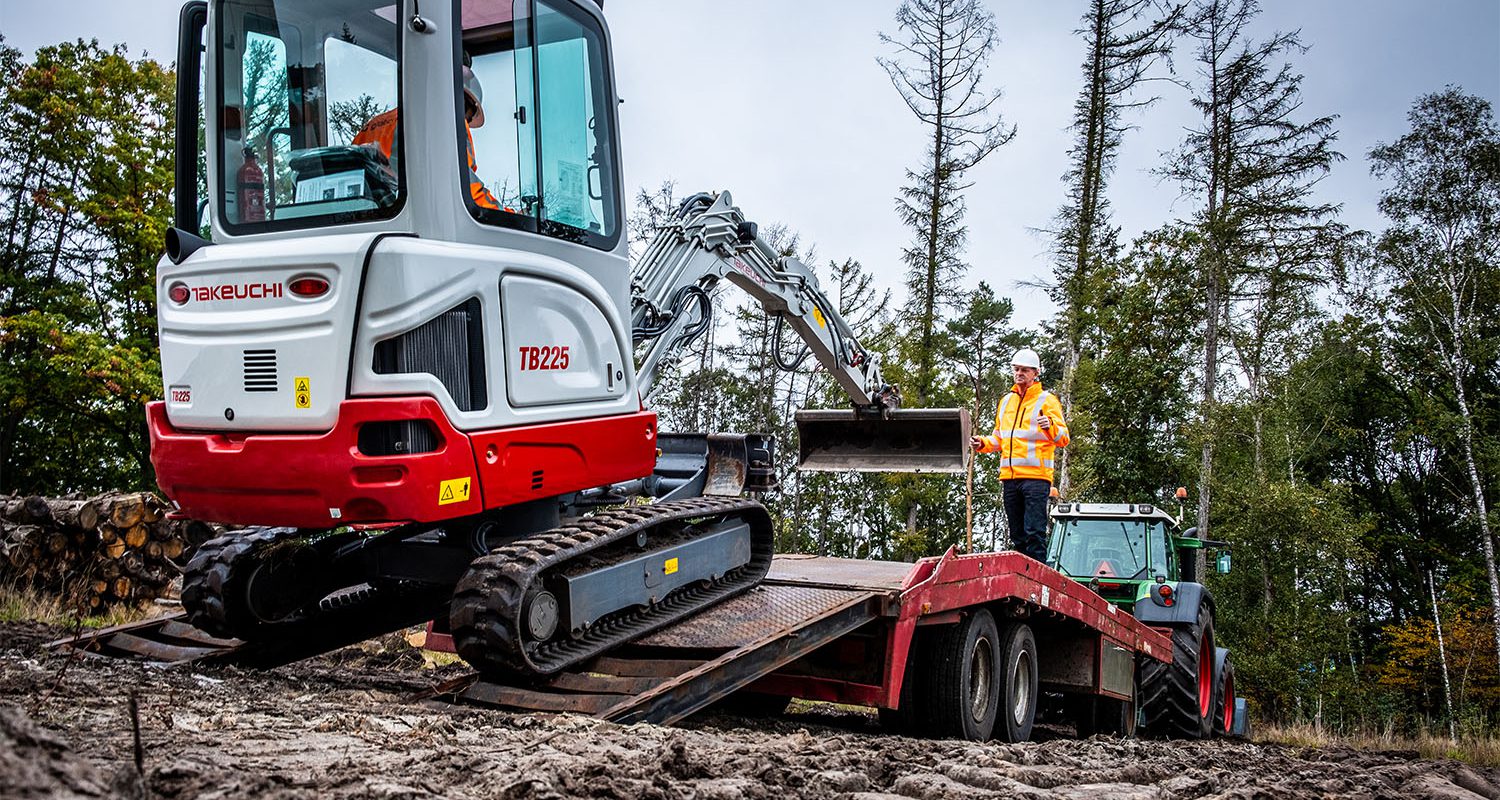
[462,0,620,250]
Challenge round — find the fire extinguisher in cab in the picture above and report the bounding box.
[238,147,266,223]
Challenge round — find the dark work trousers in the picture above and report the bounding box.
[1002,478,1051,561]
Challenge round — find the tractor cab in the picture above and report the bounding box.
[1045,502,1230,609]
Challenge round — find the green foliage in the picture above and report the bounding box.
[0,39,173,493]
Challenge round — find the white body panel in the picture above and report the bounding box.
[157,233,377,431]
[348,238,637,429]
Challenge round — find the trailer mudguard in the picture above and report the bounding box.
[1133,582,1213,627]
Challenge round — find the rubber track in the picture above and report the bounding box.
[1139,600,1212,739]
[181,527,300,639]
[449,496,774,678]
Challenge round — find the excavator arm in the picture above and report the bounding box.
[630,191,968,473]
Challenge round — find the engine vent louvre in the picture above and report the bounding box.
[373,298,487,412]
[243,349,278,393]
[531,469,545,490]
[357,421,440,457]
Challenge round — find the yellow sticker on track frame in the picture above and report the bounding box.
[438,477,472,505]
[294,376,311,409]
[664,557,679,575]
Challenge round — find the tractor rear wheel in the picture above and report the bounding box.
[1213,652,1237,737]
[1139,601,1215,739]
[993,621,1038,743]
[914,608,1001,741]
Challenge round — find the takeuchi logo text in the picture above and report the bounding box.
[190,283,284,302]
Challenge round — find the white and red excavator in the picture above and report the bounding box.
[151,0,968,679]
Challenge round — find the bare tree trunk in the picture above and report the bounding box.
[1429,569,1458,740]
[1451,356,1500,671]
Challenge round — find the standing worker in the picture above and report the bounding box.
[970,348,1070,562]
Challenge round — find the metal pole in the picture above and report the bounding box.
[965,451,974,553]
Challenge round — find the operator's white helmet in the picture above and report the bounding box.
[1011,347,1042,372]
[462,65,486,128]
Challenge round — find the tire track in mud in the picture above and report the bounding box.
[2,621,1496,800]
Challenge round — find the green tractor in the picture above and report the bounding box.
[1045,494,1249,739]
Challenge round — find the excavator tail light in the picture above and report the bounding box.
[288,276,330,298]
[168,282,190,304]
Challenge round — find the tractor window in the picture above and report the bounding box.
[1048,519,1170,581]
[463,0,621,250]
[216,0,403,233]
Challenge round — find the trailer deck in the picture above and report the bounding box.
[49,548,1172,737]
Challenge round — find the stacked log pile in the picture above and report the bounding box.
[0,492,226,610]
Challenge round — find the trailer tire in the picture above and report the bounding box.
[1212,650,1236,737]
[915,609,1001,741]
[1139,601,1215,739]
[993,621,1038,743]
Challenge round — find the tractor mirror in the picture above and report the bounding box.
[1216,552,1232,574]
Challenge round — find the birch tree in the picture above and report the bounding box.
[1371,88,1500,667]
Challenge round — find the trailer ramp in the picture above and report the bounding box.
[47,584,449,669]
[430,557,907,726]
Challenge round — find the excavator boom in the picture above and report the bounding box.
[629,191,969,473]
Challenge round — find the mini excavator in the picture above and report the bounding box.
[152,0,967,679]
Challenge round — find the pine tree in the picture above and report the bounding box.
[878,0,1015,405]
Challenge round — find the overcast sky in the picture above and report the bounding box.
[2,0,1497,329]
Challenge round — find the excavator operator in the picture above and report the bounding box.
[353,60,500,211]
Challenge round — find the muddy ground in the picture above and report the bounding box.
[1,620,1496,800]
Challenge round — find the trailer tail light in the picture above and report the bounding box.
[1158,584,1174,607]
[288,276,330,298]
[168,282,190,304]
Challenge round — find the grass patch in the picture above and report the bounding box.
[0,580,163,630]
[1260,721,1500,768]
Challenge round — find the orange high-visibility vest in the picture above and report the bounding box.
[976,381,1070,482]
[352,110,499,210]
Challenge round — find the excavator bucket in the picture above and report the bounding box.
[795,408,971,473]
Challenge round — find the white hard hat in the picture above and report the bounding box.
[1011,348,1042,372]
[462,65,485,128]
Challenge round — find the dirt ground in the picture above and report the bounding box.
[1,620,1496,800]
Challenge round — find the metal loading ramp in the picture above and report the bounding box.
[430,557,909,725]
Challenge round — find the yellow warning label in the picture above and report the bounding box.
[812,306,826,328]
[294,376,311,409]
[438,477,472,505]
[664,557,679,576]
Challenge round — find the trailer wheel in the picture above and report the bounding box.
[916,609,1001,740]
[1139,601,1215,739]
[993,621,1038,742]
[1213,652,1236,737]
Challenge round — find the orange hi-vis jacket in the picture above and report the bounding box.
[976,381,1070,483]
[352,109,499,210]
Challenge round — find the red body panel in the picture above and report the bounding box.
[148,400,657,528]
[469,412,657,508]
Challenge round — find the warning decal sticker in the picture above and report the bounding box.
[294,376,311,409]
[438,477,472,506]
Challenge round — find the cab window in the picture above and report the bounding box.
[216,0,402,232]
[462,0,621,250]
[1048,518,1170,581]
